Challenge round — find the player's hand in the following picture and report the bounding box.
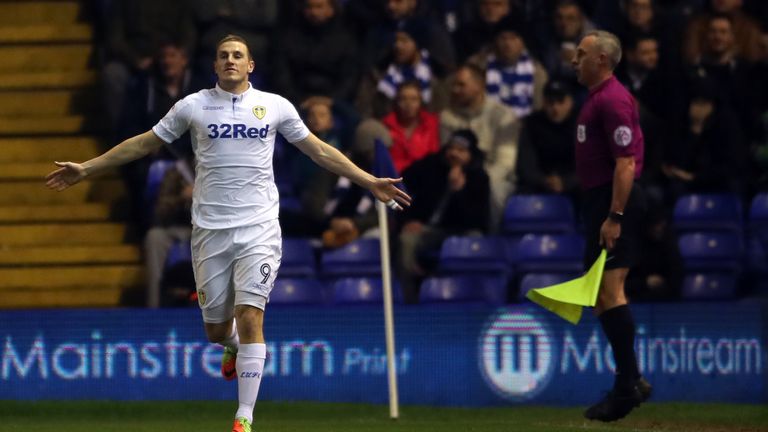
[370,177,411,211]
[45,161,87,191]
[599,218,621,250]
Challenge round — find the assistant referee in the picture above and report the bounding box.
[571,30,652,422]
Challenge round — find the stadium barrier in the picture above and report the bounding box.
[1,302,765,405]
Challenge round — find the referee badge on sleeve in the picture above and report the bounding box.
[613,126,632,147]
[577,125,586,143]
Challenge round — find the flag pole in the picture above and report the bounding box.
[377,200,400,419]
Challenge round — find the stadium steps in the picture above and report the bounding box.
[0,137,102,162]
[0,203,114,223]
[0,245,140,266]
[0,24,92,44]
[0,0,142,309]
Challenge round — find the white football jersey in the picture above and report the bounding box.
[153,83,310,229]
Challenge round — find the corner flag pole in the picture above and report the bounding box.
[377,200,400,419]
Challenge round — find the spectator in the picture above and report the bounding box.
[440,63,519,227]
[515,79,578,197]
[661,80,747,201]
[616,33,678,120]
[270,0,359,104]
[626,209,684,301]
[453,0,516,62]
[382,81,441,173]
[683,0,762,63]
[539,0,595,85]
[102,0,195,129]
[191,0,278,81]
[363,0,456,74]
[144,158,194,308]
[469,15,549,118]
[356,18,449,117]
[118,41,206,232]
[397,129,490,302]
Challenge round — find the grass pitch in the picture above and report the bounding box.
[0,401,765,432]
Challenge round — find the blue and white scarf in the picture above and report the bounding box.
[377,49,432,103]
[486,52,535,118]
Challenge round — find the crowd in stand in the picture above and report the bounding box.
[95,0,768,307]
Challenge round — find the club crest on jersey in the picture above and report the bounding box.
[253,106,266,119]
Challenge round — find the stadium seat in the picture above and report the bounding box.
[678,231,742,273]
[673,194,743,233]
[681,273,737,300]
[321,238,381,278]
[501,194,575,235]
[332,277,401,304]
[515,233,584,274]
[271,278,326,305]
[281,238,316,278]
[143,159,176,222]
[517,272,576,301]
[437,236,509,275]
[165,239,192,269]
[419,275,506,304]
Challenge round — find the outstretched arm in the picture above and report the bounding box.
[45,130,165,191]
[292,133,411,209]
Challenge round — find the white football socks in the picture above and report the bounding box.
[234,343,267,422]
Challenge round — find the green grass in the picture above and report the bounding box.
[0,401,766,432]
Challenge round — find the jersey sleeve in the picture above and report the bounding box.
[600,95,640,158]
[276,96,310,144]
[152,97,194,143]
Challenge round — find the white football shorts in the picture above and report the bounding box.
[190,218,282,323]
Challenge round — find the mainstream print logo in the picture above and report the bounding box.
[478,310,555,400]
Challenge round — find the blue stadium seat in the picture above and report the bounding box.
[419,275,506,304]
[681,273,737,300]
[321,238,381,278]
[438,236,509,275]
[332,277,401,304]
[165,239,192,268]
[515,233,584,273]
[673,194,743,233]
[501,194,575,234]
[143,159,176,222]
[281,238,316,278]
[517,272,576,301]
[271,278,326,305]
[678,231,742,273]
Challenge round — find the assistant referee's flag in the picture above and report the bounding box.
[526,249,606,324]
[372,138,400,419]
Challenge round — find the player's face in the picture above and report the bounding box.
[572,35,601,87]
[395,85,422,119]
[214,41,254,85]
[495,31,525,64]
[479,0,510,24]
[394,32,419,64]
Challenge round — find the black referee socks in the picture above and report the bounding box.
[599,305,641,392]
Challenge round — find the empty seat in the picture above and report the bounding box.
[281,238,316,277]
[271,278,326,305]
[419,275,506,304]
[165,239,192,268]
[438,236,508,275]
[321,238,381,278]
[681,273,737,300]
[678,231,742,273]
[332,277,401,304]
[517,272,576,301]
[673,194,742,233]
[501,194,575,234]
[516,233,584,273]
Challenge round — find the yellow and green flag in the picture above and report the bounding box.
[525,249,606,324]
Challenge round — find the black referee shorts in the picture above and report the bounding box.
[581,182,647,271]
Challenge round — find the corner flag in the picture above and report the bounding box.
[526,249,606,324]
